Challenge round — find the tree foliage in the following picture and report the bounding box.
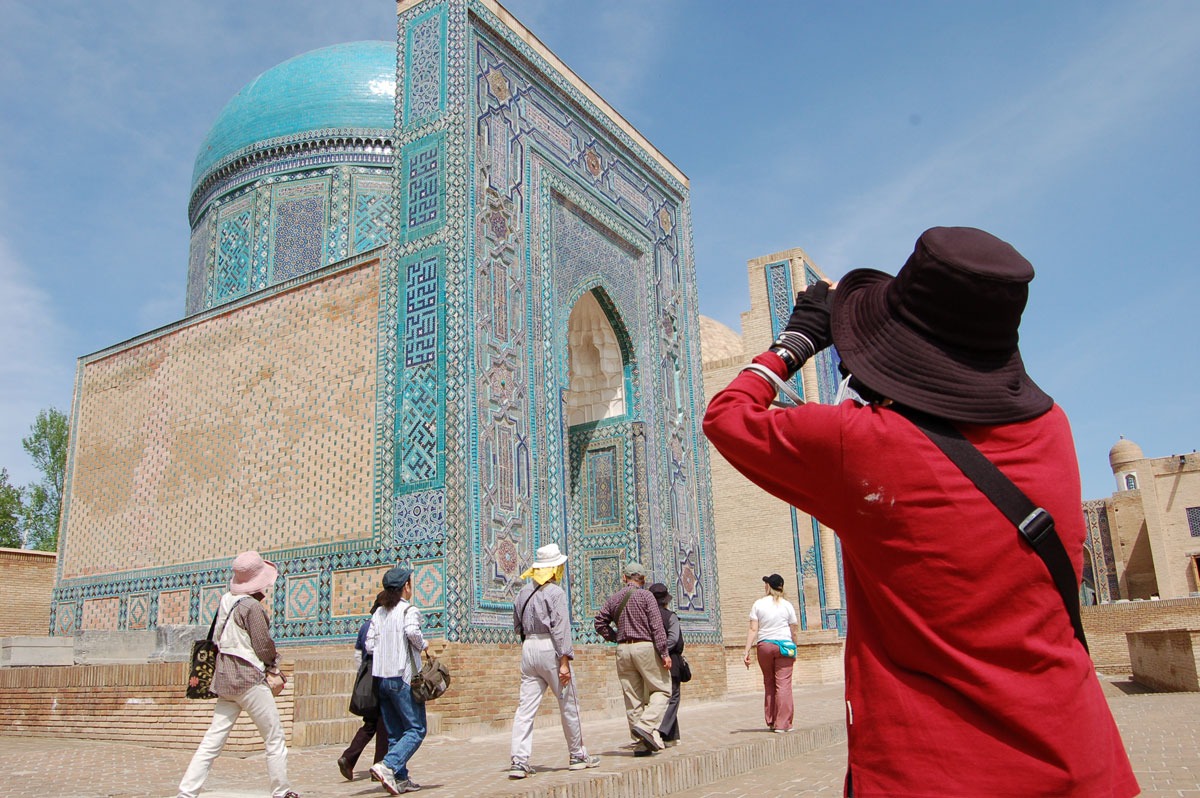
[20,407,69,552]
[0,468,22,549]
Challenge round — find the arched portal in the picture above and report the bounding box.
[566,291,626,426]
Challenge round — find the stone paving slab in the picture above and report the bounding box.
[0,683,846,798]
[666,677,1200,798]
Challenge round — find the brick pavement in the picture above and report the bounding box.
[3,676,1196,797]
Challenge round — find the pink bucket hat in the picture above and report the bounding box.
[229,551,278,595]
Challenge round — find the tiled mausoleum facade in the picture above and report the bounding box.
[52,0,720,659]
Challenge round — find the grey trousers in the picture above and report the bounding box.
[510,635,586,763]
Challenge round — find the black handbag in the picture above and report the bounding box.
[348,654,378,717]
[677,653,692,683]
[187,610,221,700]
[895,406,1088,651]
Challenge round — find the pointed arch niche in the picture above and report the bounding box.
[566,291,628,427]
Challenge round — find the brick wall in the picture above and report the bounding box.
[1082,597,1200,672]
[427,642,726,734]
[0,548,56,636]
[0,660,294,752]
[59,260,378,583]
[1127,629,1200,691]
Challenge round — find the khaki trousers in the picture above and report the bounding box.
[616,641,670,734]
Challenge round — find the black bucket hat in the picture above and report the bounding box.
[830,226,1053,425]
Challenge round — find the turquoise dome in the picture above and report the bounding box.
[192,41,396,190]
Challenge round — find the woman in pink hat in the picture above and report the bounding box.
[177,550,299,798]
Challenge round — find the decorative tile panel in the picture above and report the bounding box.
[412,559,445,609]
[352,176,393,254]
[127,592,150,630]
[214,197,254,302]
[394,488,446,545]
[271,180,329,281]
[404,4,448,130]
[285,573,320,622]
[403,133,445,240]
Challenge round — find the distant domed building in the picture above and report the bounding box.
[51,2,723,732]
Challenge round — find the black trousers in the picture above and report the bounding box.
[658,675,682,741]
[341,712,389,769]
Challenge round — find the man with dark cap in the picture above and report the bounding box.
[704,228,1137,797]
[593,562,671,754]
[365,565,429,795]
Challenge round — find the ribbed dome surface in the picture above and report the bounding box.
[1109,437,1144,470]
[192,41,396,190]
[699,316,744,364]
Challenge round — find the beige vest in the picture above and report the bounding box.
[216,592,264,672]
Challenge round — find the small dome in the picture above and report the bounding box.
[699,316,743,364]
[1109,437,1144,471]
[192,41,396,191]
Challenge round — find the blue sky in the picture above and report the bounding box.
[0,0,1196,502]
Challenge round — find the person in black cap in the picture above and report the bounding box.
[704,228,1137,797]
[364,565,429,795]
[742,574,799,732]
[647,583,684,746]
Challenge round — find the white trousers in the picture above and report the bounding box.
[177,683,291,798]
[510,636,586,763]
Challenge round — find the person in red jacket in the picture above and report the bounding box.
[703,227,1138,798]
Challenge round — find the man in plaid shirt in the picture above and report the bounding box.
[593,562,672,754]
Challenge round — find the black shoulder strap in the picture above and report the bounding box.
[894,406,1088,652]
[613,586,636,625]
[515,582,547,642]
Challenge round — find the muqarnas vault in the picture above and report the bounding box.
[51,0,721,674]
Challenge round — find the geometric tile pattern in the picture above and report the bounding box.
[55,601,78,635]
[394,488,445,545]
[352,177,393,254]
[215,198,254,302]
[285,573,320,622]
[126,592,150,630]
[588,447,618,526]
[271,181,328,281]
[404,136,443,236]
[1188,506,1200,538]
[200,585,225,623]
[764,260,804,404]
[805,263,842,404]
[403,253,439,368]
[187,213,212,316]
[412,559,445,609]
[404,4,447,130]
[331,566,390,618]
[586,551,624,616]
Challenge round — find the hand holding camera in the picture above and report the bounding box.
[770,281,835,376]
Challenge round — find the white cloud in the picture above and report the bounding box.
[818,3,1200,270]
[0,238,73,488]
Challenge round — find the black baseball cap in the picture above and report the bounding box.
[762,574,785,590]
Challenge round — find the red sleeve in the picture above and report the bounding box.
[702,351,847,526]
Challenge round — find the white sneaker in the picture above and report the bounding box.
[370,762,401,795]
[568,754,600,770]
[508,759,535,779]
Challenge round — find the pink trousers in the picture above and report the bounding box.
[756,641,795,730]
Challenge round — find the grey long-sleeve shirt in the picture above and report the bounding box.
[513,580,574,660]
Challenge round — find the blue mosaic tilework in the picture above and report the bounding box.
[127,592,150,630]
[285,573,321,622]
[271,180,329,281]
[588,447,618,526]
[404,4,448,130]
[404,254,438,367]
[404,134,445,238]
[352,176,393,254]
[394,488,446,545]
[214,198,254,302]
[186,212,212,316]
[585,551,623,616]
[764,260,805,404]
[412,559,445,609]
[805,264,842,403]
[1082,499,1121,603]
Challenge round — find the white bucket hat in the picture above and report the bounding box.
[531,543,568,569]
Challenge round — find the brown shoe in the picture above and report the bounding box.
[338,755,354,781]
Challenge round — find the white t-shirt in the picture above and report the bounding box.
[750,595,797,642]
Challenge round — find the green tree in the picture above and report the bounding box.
[21,407,69,552]
[0,468,22,548]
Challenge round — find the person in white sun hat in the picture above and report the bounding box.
[506,542,599,779]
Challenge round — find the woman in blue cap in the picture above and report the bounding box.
[365,565,429,795]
